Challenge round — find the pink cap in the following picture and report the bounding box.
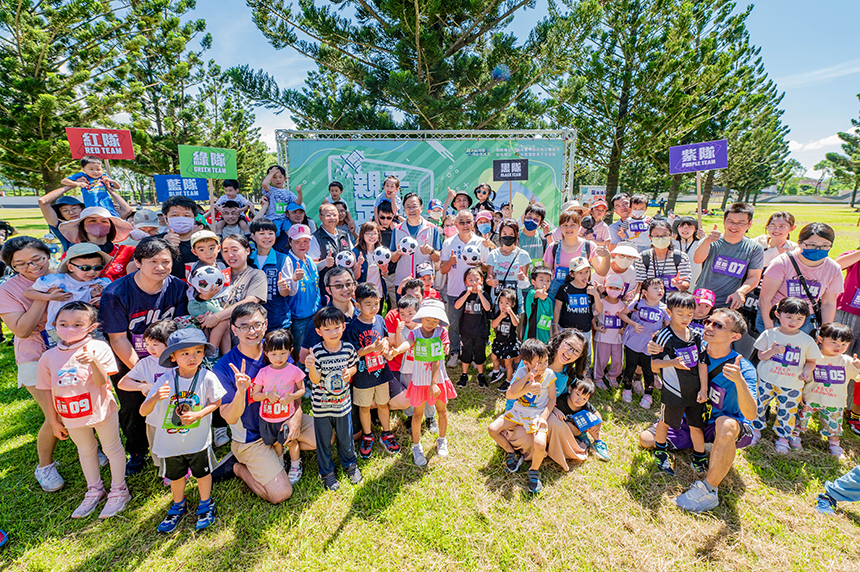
[287,224,311,240]
[475,210,493,222]
[694,288,715,307]
[605,275,625,289]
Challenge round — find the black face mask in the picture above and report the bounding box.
[499,235,516,246]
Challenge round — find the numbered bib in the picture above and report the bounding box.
[629,220,649,234]
[537,315,552,332]
[660,275,678,292]
[675,345,699,369]
[568,294,589,308]
[365,352,385,372]
[571,409,601,432]
[712,255,748,279]
[55,393,92,419]
[777,345,802,367]
[787,278,821,300]
[498,322,511,337]
[554,266,569,282]
[604,314,622,329]
[638,307,662,324]
[689,321,705,336]
[708,384,727,410]
[132,334,149,357]
[261,399,290,420]
[414,337,443,362]
[813,364,846,385]
[275,201,289,214]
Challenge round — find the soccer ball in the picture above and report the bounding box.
[398,236,418,255]
[335,251,356,268]
[371,247,392,266]
[461,244,482,265]
[190,265,224,293]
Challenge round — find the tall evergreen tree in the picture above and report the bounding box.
[825,95,860,206]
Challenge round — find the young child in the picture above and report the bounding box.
[61,156,121,215]
[251,329,306,483]
[454,267,492,388]
[117,319,179,481]
[523,266,554,343]
[25,243,111,345]
[487,339,556,494]
[752,297,822,454]
[215,180,251,217]
[140,329,225,532]
[579,198,610,245]
[620,193,652,252]
[554,377,610,461]
[304,306,362,490]
[215,201,250,236]
[36,301,128,519]
[261,165,303,221]
[792,322,860,459]
[391,299,457,466]
[650,291,709,475]
[553,256,603,355]
[473,183,496,213]
[427,199,444,226]
[489,288,520,392]
[188,230,232,353]
[373,175,402,220]
[620,277,671,407]
[345,283,400,459]
[690,288,715,336]
[593,275,626,389]
[673,216,704,287]
[415,262,442,300]
[322,181,345,206]
[816,465,860,516]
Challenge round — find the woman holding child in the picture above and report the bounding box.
[199,235,268,333]
[58,206,135,281]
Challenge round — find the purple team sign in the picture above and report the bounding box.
[669,139,728,174]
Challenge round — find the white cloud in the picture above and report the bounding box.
[802,134,844,151]
[788,140,803,151]
[776,57,860,89]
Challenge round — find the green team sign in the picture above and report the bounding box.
[286,137,565,224]
[178,145,237,179]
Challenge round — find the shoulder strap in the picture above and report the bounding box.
[787,253,822,325]
[673,251,682,274]
[641,250,652,275]
[707,353,735,383]
[584,241,591,259]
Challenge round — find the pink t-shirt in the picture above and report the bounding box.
[255,363,304,423]
[763,252,844,314]
[0,273,47,364]
[595,299,626,344]
[579,221,610,243]
[837,250,860,316]
[35,338,119,429]
[542,239,598,276]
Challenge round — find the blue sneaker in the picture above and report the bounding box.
[195,501,216,531]
[674,480,719,513]
[592,439,611,462]
[505,452,523,473]
[816,493,836,516]
[157,500,187,533]
[527,469,543,494]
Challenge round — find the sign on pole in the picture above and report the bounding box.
[154,175,209,201]
[493,158,529,205]
[580,185,607,206]
[177,145,237,179]
[669,139,728,227]
[65,128,135,160]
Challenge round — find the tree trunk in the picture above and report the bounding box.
[851,178,859,208]
[666,173,683,213]
[700,170,714,213]
[720,185,731,211]
[752,187,760,205]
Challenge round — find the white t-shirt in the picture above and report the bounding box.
[126,355,172,427]
[754,235,797,269]
[145,368,226,457]
[441,234,490,297]
[754,328,822,390]
[486,247,531,296]
[802,353,859,409]
[509,365,557,418]
[32,273,111,332]
[593,266,639,301]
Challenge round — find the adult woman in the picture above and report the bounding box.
[485,220,531,309]
[201,235,268,333]
[281,224,320,350]
[352,221,388,299]
[0,237,61,490]
[542,211,609,298]
[633,220,692,296]
[758,223,842,334]
[39,187,132,252]
[503,330,590,471]
[58,206,135,281]
[754,211,797,268]
[332,200,358,241]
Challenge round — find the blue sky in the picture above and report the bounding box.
[195,0,860,176]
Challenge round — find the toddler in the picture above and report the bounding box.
[251,329,306,483]
[593,275,626,389]
[261,165,303,221]
[579,198,610,244]
[690,288,715,336]
[489,288,520,392]
[416,262,442,300]
[619,193,652,252]
[373,175,403,220]
[188,231,232,354]
[523,266,554,343]
[620,277,670,407]
[215,179,251,216]
[61,156,121,215]
[554,377,610,461]
[752,297,822,454]
[215,201,250,236]
[454,267,492,388]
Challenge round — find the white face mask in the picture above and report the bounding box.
[614,257,634,269]
[651,236,671,249]
[631,210,646,219]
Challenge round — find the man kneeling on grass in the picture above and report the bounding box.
[640,308,758,512]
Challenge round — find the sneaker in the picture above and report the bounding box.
[321,473,340,491]
[477,373,488,388]
[412,444,427,467]
[162,477,172,487]
[379,432,401,454]
[816,493,837,516]
[71,485,106,518]
[288,462,303,484]
[595,380,608,391]
[157,501,187,533]
[592,440,611,462]
[608,378,619,389]
[426,416,439,434]
[622,389,632,403]
[34,462,64,492]
[653,450,675,476]
[195,501,216,531]
[99,484,131,519]
[457,373,468,388]
[527,469,543,494]
[359,435,374,459]
[848,412,860,437]
[577,433,592,450]
[505,451,523,473]
[436,437,449,457]
[125,453,145,477]
[490,369,506,384]
[749,429,761,447]
[690,456,709,474]
[653,377,662,390]
[632,379,643,395]
[213,427,230,448]
[639,394,653,410]
[211,452,237,482]
[446,354,460,368]
[789,436,803,451]
[97,448,109,468]
[829,443,846,460]
[347,463,363,485]
[0,529,7,549]
[674,480,719,513]
[497,380,510,393]
[774,438,790,454]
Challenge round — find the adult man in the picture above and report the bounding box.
[640,308,757,512]
[389,193,442,292]
[299,267,360,362]
[99,237,189,474]
[608,193,632,249]
[214,303,315,503]
[309,202,353,299]
[441,209,489,368]
[158,195,202,279]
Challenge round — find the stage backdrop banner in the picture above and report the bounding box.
[287,138,565,225]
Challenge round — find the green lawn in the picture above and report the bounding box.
[2,204,860,571]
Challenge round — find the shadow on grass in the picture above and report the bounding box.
[744,429,847,493]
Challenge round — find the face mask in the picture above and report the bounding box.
[129,229,149,240]
[614,257,634,269]
[631,210,646,219]
[443,226,457,237]
[651,236,671,249]
[85,223,111,238]
[429,210,442,220]
[500,235,516,247]
[56,325,91,345]
[477,223,491,235]
[802,248,830,261]
[523,219,539,232]
[168,216,195,234]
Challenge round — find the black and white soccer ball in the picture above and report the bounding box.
[190,265,224,293]
[335,250,356,268]
[398,236,418,255]
[461,244,482,265]
[370,247,392,266]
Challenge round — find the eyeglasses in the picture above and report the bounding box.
[329,282,356,290]
[69,263,105,272]
[11,255,48,272]
[724,220,749,228]
[457,221,473,226]
[559,341,583,355]
[235,321,266,333]
[800,242,831,251]
[704,318,727,331]
[767,223,791,231]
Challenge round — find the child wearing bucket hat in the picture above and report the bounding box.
[140,328,226,533]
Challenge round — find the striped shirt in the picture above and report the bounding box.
[633,249,692,286]
[309,341,358,418]
[653,326,704,408]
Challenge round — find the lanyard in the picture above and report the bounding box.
[173,369,200,403]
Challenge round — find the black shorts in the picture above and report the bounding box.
[460,336,488,365]
[388,370,407,400]
[162,448,215,480]
[492,337,520,360]
[660,401,706,430]
[259,418,290,447]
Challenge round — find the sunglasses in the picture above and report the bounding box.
[69,262,105,272]
[704,318,727,331]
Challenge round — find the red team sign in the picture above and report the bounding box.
[65,128,136,160]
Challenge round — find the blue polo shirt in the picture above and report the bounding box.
[212,346,266,443]
[704,349,758,424]
[285,251,320,320]
[251,249,291,330]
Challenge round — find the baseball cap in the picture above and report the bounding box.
[287,202,306,212]
[288,224,312,240]
[416,262,435,277]
[694,288,716,307]
[428,199,443,212]
[475,210,493,222]
[133,209,159,229]
[605,275,625,289]
[190,230,220,247]
[570,257,591,273]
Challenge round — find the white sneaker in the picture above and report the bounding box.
[99,485,131,519]
[72,485,106,518]
[213,427,230,448]
[35,462,64,492]
[288,462,303,484]
[830,443,847,460]
[412,444,427,467]
[446,354,460,368]
[97,448,109,467]
[436,437,449,457]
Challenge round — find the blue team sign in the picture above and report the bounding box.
[154,175,209,201]
[669,139,728,174]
